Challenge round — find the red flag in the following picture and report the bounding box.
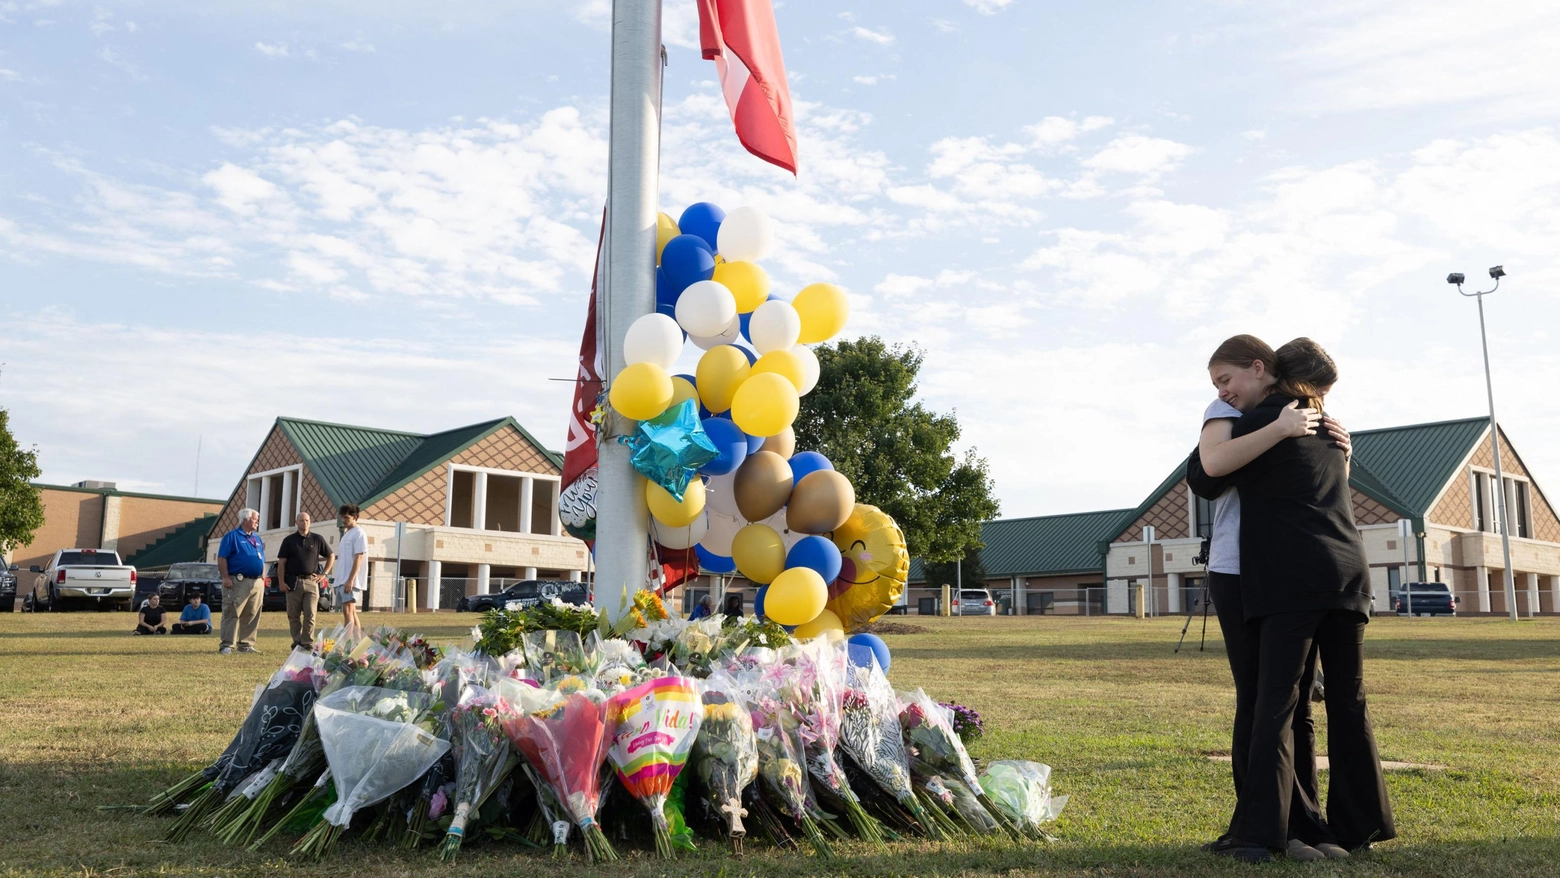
[559,219,605,542]
[697,0,798,174]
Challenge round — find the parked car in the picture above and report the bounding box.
[456,579,588,613]
[263,562,334,613]
[24,548,137,611]
[156,562,225,613]
[1392,581,1457,616]
[0,564,18,612]
[957,588,996,616]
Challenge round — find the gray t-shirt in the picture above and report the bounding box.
[1203,399,1243,575]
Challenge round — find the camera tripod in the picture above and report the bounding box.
[1175,539,1212,653]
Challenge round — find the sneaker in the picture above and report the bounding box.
[1212,841,1273,864]
[1287,839,1327,862]
[219,646,233,655]
[1314,842,1350,860]
[237,645,261,654]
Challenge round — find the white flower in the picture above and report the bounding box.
[470,626,482,640]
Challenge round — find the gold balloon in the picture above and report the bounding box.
[760,426,795,458]
[786,469,855,535]
[731,523,787,584]
[733,451,793,522]
[646,477,706,528]
[764,567,828,626]
[730,372,799,438]
[825,504,909,632]
[609,362,673,421]
[792,282,849,344]
[656,212,679,264]
[751,348,806,391]
[696,345,751,414]
[712,260,771,313]
[669,375,699,409]
[793,607,844,640]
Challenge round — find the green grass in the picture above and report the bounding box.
[2,611,1557,877]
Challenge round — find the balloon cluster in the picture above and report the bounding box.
[606,202,903,636]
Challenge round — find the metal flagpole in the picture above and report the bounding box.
[1475,293,1519,623]
[594,0,663,624]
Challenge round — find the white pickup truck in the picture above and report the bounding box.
[26,548,139,612]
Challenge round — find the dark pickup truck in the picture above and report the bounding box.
[1392,581,1457,616]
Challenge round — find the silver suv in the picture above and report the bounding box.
[957,589,996,616]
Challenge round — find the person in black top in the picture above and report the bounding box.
[1208,339,1395,859]
[278,512,335,651]
[134,593,168,635]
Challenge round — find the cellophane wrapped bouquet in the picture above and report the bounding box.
[438,685,520,861]
[400,649,493,849]
[737,652,836,859]
[691,669,759,853]
[839,656,944,840]
[898,687,1015,838]
[979,760,1068,838]
[289,686,449,859]
[782,639,885,844]
[603,675,704,858]
[498,680,618,862]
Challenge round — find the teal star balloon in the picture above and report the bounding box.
[620,399,719,501]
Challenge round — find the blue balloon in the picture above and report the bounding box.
[753,584,769,619]
[739,293,784,343]
[679,202,726,251]
[661,234,716,293]
[745,430,765,456]
[847,633,891,672]
[696,544,737,574]
[788,451,833,484]
[699,416,749,476]
[786,536,843,584]
[656,267,680,321]
[623,400,719,500]
[738,344,757,366]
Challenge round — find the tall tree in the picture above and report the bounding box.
[794,337,999,563]
[0,404,44,554]
[923,547,989,593]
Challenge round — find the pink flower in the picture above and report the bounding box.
[429,789,448,819]
[483,707,497,718]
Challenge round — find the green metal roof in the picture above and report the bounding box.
[275,416,561,509]
[1348,417,1488,515]
[910,508,1131,580]
[125,514,217,571]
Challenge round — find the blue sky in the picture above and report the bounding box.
[3,0,1559,518]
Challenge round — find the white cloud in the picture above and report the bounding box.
[853,75,894,86]
[1082,135,1196,175]
[1242,129,1267,141]
[0,67,20,82]
[851,26,895,45]
[254,41,289,57]
[930,18,957,33]
[963,0,1013,13]
[339,39,375,53]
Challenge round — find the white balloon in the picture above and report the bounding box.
[700,510,743,556]
[704,471,740,517]
[792,344,821,395]
[689,313,742,350]
[676,280,738,337]
[652,510,709,549]
[717,206,777,262]
[623,313,683,370]
[749,300,801,354]
[759,509,807,551]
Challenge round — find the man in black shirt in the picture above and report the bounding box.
[135,593,168,635]
[278,512,334,651]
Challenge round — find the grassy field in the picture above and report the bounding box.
[1,611,1557,877]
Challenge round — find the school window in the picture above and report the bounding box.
[1387,567,1402,592]
[1194,494,1216,542]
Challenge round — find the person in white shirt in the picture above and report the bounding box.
[332,503,368,636]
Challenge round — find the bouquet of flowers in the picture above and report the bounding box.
[741,674,835,859]
[839,659,944,840]
[499,683,618,862]
[942,701,985,742]
[603,675,704,858]
[779,641,884,844]
[691,670,758,853]
[978,760,1067,839]
[165,649,321,842]
[438,686,520,861]
[899,688,1013,837]
[523,629,601,684]
[289,686,450,859]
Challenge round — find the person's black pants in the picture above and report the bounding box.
[171,622,211,635]
[1208,572,1329,845]
[1231,608,1395,851]
[134,624,166,635]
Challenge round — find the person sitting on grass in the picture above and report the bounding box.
[172,594,212,635]
[135,593,168,635]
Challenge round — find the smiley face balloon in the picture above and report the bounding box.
[825,504,909,631]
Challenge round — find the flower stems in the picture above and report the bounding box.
[580,822,618,863]
[799,813,836,860]
[143,772,208,817]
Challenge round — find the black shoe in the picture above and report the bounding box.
[1211,839,1273,863]
[1200,835,1231,853]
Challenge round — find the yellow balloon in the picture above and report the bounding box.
[793,283,849,344]
[646,477,706,528]
[793,607,844,640]
[825,504,910,631]
[764,567,828,626]
[751,349,805,391]
[730,372,799,437]
[609,362,674,421]
[713,260,770,313]
[696,345,751,414]
[731,523,787,584]
[669,375,699,409]
[656,212,679,264]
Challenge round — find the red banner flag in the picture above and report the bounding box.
[697,0,798,174]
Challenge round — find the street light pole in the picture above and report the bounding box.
[1449,267,1519,622]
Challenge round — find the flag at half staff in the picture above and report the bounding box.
[697,0,798,174]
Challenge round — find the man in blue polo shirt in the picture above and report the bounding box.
[217,506,267,655]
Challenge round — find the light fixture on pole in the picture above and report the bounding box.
[1447,266,1518,622]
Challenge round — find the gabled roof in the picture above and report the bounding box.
[274,416,562,509]
[125,514,218,571]
[910,508,1130,581]
[1348,417,1488,516]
